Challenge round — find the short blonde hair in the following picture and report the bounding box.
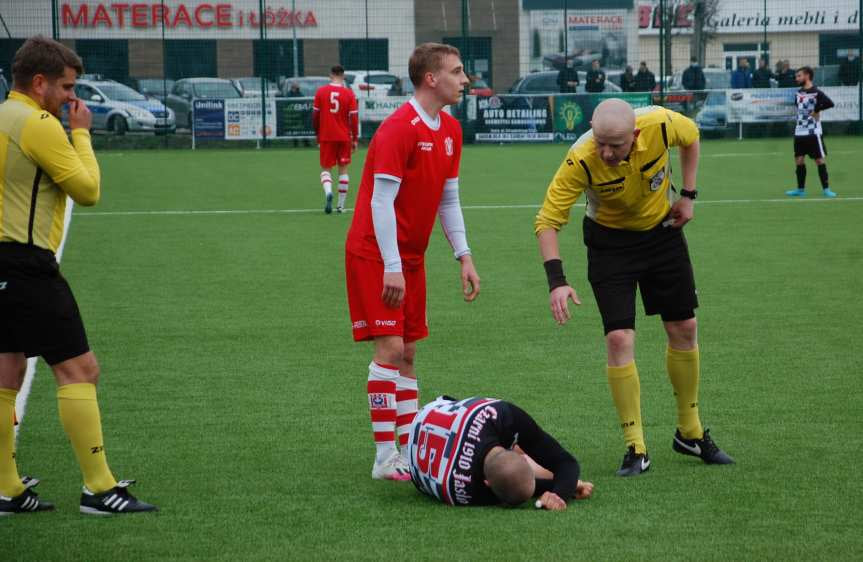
[408,42,461,88]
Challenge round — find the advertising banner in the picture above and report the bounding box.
[551,92,652,141]
[192,99,225,139]
[224,98,275,140]
[528,9,630,72]
[275,98,316,139]
[726,86,861,123]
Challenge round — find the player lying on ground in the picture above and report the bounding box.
[407,396,593,510]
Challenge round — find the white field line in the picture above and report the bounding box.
[15,198,75,439]
[73,196,863,217]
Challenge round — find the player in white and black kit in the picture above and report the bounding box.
[786,66,837,198]
[407,397,593,511]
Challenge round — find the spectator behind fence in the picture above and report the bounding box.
[621,65,637,92]
[752,58,773,88]
[731,58,752,88]
[389,77,404,96]
[634,62,656,92]
[839,53,860,86]
[585,60,606,93]
[682,57,705,91]
[777,60,797,87]
[557,64,579,93]
[287,82,303,97]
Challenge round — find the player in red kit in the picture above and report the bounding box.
[345,43,481,480]
[313,65,358,214]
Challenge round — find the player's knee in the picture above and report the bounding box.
[666,318,697,347]
[605,329,634,355]
[374,337,405,365]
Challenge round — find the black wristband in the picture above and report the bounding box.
[543,259,568,292]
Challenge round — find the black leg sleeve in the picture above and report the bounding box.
[796,164,807,189]
[818,163,829,189]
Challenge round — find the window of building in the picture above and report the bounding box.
[164,40,217,80]
[75,40,129,82]
[339,39,388,71]
[254,40,303,81]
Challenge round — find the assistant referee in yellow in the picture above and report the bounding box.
[535,99,734,476]
[0,36,156,515]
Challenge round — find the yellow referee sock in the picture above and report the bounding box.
[607,362,646,454]
[57,383,117,494]
[666,346,704,440]
[0,388,25,497]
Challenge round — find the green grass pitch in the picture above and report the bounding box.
[6,137,863,560]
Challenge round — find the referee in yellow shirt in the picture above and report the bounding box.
[0,36,156,515]
[535,99,734,476]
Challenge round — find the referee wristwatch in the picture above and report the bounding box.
[680,188,698,200]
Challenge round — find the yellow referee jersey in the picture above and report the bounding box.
[535,106,699,233]
[0,91,100,253]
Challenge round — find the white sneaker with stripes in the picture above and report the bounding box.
[371,450,411,481]
[79,479,158,516]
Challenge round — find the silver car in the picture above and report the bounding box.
[69,79,176,135]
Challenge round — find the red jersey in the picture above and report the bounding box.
[313,83,358,142]
[346,100,463,268]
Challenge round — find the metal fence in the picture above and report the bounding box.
[0,0,860,148]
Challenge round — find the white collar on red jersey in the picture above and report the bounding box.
[408,97,441,131]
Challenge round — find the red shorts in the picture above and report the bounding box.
[345,252,428,343]
[319,141,352,168]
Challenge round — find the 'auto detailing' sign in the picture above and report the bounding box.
[61,2,317,30]
[637,0,858,34]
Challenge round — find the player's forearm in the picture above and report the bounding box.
[438,179,470,259]
[679,141,699,191]
[370,175,402,272]
[537,228,562,262]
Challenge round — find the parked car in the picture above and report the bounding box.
[669,67,732,91]
[469,77,494,97]
[165,78,242,129]
[508,71,621,94]
[281,76,330,97]
[63,79,175,135]
[695,90,728,132]
[129,78,175,100]
[231,77,278,97]
[345,71,399,98]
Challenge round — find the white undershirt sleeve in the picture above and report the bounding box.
[438,178,471,260]
[370,174,402,273]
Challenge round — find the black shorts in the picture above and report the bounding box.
[583,217,698,334]
[0,242,90,365]
[794,135,827,159]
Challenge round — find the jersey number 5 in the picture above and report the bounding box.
[416,410,456,476]
[329,91,340,113]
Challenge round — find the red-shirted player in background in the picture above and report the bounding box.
[313,65,358,214]
[345,43,481,480]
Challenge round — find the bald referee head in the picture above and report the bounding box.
[590,98,639,167]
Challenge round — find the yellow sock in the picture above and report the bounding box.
[0,388,25,497]
[607,362,646,454]
[57,383,117,493]
[666,346,704,440]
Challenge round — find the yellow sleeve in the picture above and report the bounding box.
[19,112,101,206]
[534,152,588,235]
[664,108,700,148]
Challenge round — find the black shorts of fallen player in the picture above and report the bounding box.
[0,242,90,366]
[582,216,698,334]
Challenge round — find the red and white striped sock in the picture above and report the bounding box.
[367,362,398,463]
[396,375,418,461]
[320,171,333,195]
[337,174,349,208]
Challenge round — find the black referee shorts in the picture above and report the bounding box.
[794,134,827,159]
[583,217,698,334]
[0,242,90,366]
